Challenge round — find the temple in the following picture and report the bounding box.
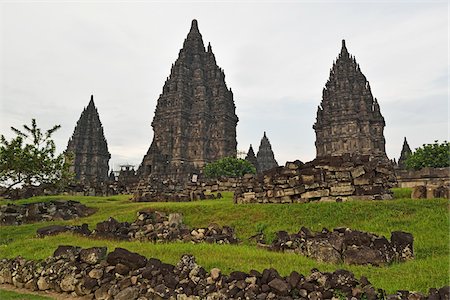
[313,40,387,159]
[397,137,412,169]
[256,132,278,173]
[137,20,238,183]
[66,95,110,185]
[245,145,259,173]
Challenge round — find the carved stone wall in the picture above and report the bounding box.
[66,95,110,185]
[314,40,387,159]
[137,20,238,184]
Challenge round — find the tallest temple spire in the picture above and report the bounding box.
[138,20,238,183]
[314,40,387,159]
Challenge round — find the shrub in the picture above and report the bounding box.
[203,157,256,179]
[405,140,449,170]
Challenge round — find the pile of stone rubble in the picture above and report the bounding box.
[0,200,96,225]
[0,246,448,300]
[258,227,413,266]
[37,210,238,245]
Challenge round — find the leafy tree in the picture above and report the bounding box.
[0,119,72,193]
[203,156,256,179]
[405,140,449,170]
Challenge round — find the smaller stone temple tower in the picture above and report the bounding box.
[256,132,278,173]
[66,95,110,185]
[314,40,387,159]
[397,137,412,169]
[245,144,259,173]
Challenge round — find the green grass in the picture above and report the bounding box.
[392,187,412,199]
[0,289,52,299]
[0,189,448,294]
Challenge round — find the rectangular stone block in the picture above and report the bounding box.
[284,188,295,196]
[301,189,330,199]
[294,186,306,194]
[354,177,370,185]
[243,192,256,200]
[335,171,351,181]
[351,166,366,178]
[330,184,355,196]
[274,188,285,197]
[280,196,292,203]
[301,175,315,184]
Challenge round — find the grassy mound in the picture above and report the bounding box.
[0,189,448,294]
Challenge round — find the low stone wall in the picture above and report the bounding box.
[411,185,449,199]
[235,155,396,204]
[0,200,96,225]
[37,210,238,245]
[1,246,448,300]
[395,167,450,188]
[132,175,227,202]
[259,227,413,266]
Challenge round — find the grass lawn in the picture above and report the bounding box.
[0,289,52,300]
[0,189,448,295]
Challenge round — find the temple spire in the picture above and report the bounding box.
[245,144,259,173]
[257,132,278,173]
[314,40,387,159]
[66,95,110,185]
[137,19,238,183]
[398,137,412,169]
[340,39,349,57]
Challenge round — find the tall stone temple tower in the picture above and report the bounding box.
[314,40,387,159]
[245,144,259,173]
[66,95,110,185]
[138,20,238,182]
[397,137,412,169]
[257,132,278,173]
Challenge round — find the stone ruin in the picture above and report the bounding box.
[411,185,449,199]
[245,144,260,173]
[66,95,111,186]
[36,210,238,245]
[397,137,412,170]
[0,246,448,300]
[314,40,387,160]
[258,227,413,266]
[0,200,96,225]
[256,132,279,173]
[132,177,223,202]
[235,155,396,204]
[136,19,238,187]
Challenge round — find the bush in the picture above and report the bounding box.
[0,119,72,195]
[203,157,256,179]
[405,141,449,170]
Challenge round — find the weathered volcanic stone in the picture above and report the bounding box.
[314,40,387,159]
[245,144,260,173]
[262,226,414,266]
[106,248,147,270]
[66,95,110,185]
[397,137,412,169]
[256,132,278,173]
[137,19,238,184]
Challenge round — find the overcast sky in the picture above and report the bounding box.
[0,1,448,169]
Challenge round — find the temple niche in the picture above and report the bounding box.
[66,95,110,185]
[313,40,387,160]
[137,20,238,183]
